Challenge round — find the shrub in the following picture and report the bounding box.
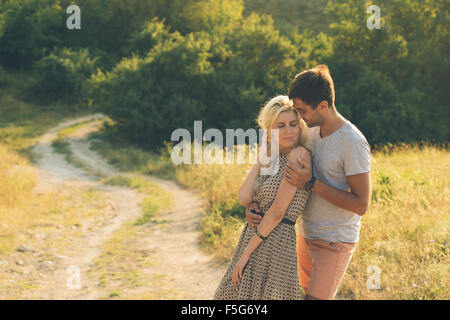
[0,0,65,67]
[32,47,99,104]
[126,17,179,58]
[89,12,300,147]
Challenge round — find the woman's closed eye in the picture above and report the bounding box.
[278,122,297,129]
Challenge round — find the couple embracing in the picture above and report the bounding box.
[214,65,371,300]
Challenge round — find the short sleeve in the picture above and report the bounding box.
[343,138,371,176]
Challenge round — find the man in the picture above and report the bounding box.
[246,65,371,300]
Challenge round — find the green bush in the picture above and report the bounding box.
[0,65,6,88]
[226,13,297,95]
[0,0,65,67]
[32,47,99,103]
[89,12,301,147]
[1,0,446,146]
[125,17,180,58]
[0,0,178,69]
[175,0,244,34]
[326,0,449,145]
[89,31,211,146]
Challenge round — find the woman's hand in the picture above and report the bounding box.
[231,252,251,286]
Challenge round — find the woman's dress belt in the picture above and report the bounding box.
[250,210,296,226]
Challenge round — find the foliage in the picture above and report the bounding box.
[89,12,300,147]
[326,0,449,144]
[0,0,65,67]
[32,47,99,104]
[1,0,447,145]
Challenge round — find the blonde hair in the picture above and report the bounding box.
[252,95,308,193]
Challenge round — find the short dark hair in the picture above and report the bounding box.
[288,64,335,109]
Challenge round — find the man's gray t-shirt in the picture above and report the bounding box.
[298,120,371,243]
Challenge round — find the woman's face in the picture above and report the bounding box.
[271,110,300,151]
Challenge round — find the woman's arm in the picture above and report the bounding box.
[242,146,310,256]
[238,161,262,207]
[232,146,311,285]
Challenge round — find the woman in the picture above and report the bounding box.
[214,95,311,300]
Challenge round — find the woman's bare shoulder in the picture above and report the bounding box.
[287,145,310,161]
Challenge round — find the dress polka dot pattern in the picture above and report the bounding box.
[213,153,310,300]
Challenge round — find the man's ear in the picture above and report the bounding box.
[318,100,328,111]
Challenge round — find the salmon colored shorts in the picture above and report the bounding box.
[297,232,357,300]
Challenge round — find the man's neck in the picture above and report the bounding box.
[319,108,346,138]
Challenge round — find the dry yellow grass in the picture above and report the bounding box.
[89,121,450,299]
[338,145,449,299]
[88,175,176,299]
[168,143,450,299]
[0,144,109,255]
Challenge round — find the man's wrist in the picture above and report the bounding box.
[305,175,317,191]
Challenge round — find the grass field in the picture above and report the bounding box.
[1,66,448,299]
[88,175,175,299]
[0,68,176,298]
[0,67,92,161]
[0,68,106,257]
[101,175,173,226]
[91,121,449,300]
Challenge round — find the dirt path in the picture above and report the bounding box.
[26,114,226,299]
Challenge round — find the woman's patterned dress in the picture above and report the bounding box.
[214,153,310,299]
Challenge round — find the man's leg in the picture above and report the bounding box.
[296,232,312,294]
[304,239,357,300]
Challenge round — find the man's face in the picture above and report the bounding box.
[292,97,323,127]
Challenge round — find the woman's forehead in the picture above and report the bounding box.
[276,110,298,122]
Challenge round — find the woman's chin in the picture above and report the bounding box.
[279,141,297,151]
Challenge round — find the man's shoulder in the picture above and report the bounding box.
[341,121,369,146]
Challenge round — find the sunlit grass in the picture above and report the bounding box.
[0,67,109,268]
[89,222,149,290]
[0,69,92,162]
[177,143,450,299]
[337,144,449,300]
[0,144,109,255]
[50,119,111,178]
[0,66,175,299]
[90,175,174,298]
[102,175,173,225]
[91,122,449,299]
[87,120,173,177]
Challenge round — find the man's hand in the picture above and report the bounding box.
[246,201,262,228]
[284,157,312,188]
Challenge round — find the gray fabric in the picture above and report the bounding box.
[298,120,371,243]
